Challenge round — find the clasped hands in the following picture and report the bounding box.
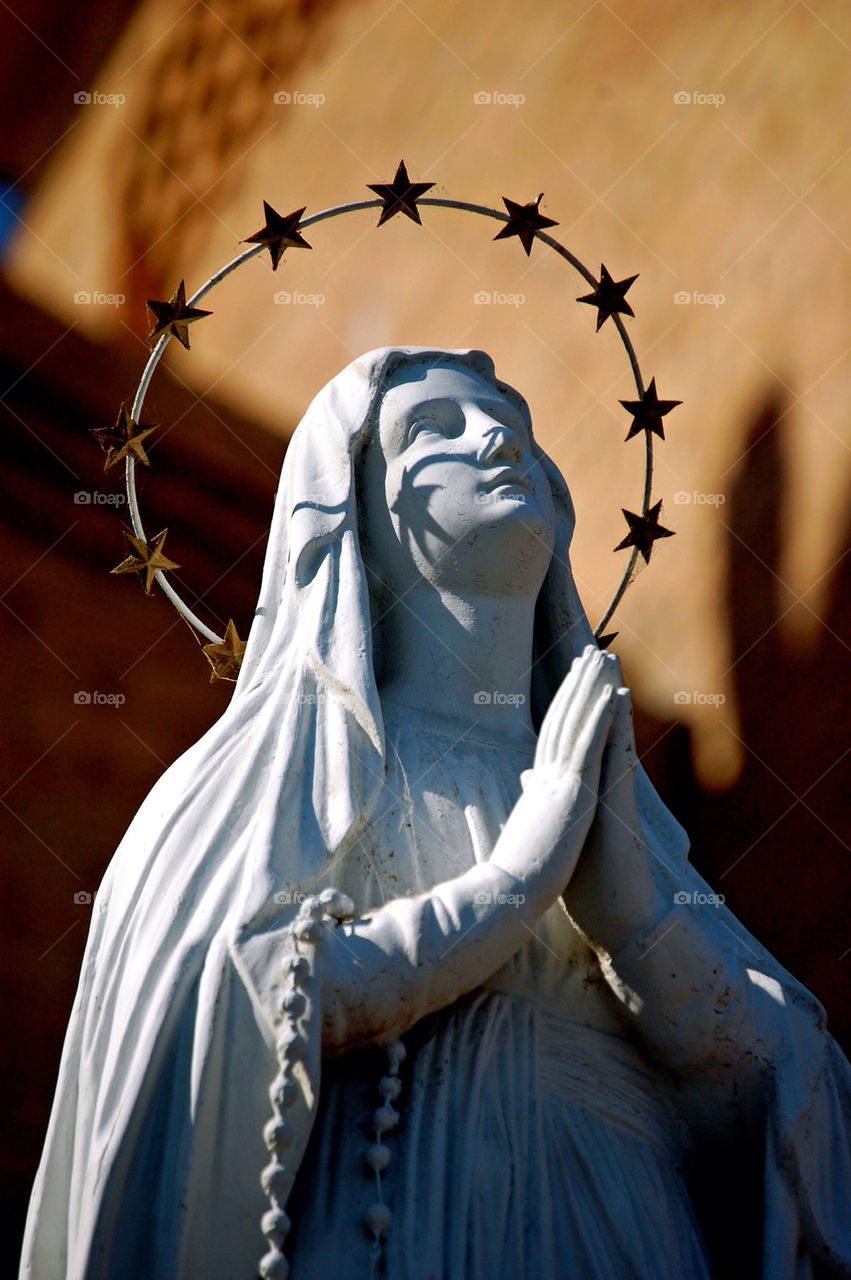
[491,645,651,938]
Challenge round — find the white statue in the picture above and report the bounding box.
[21,348,851,1279]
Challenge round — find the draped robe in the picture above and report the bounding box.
[20,347,851,1280]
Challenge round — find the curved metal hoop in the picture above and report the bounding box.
[126,195,651,644]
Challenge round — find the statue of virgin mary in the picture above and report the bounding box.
[20,347,851,1280]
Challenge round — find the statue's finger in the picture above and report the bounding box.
[536,644,597,766]
[572,685,617,787]
[554,648,617,764]
[599,688,636,800]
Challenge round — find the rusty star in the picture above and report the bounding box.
[146,280,212,350]
[493,193,558,256]
[110,529,180,594]
[577,264,638,331]
[619,378,682,442]
[91,403,158,470]
[202,618,246,682]
[614,502,675,565]
[367,159,434,226]
[243,201,312,270]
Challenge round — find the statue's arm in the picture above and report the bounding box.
[562,689,771,1078]
[318,859,551,1051]
[583,899,769,1076]
[232,647,620,1053]
[317,650,633,1051]
[235,770,600,1055]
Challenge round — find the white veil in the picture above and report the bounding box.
[20,347,851,1280]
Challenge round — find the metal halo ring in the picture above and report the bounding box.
[125,195,652,646]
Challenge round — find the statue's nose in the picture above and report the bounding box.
[475,417,523,467]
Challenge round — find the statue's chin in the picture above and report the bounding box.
[473,491,554,548]
[417,505,554,598]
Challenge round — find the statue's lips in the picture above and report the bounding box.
[480,468,532,493]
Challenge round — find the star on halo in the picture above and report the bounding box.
[146,280,212,350]
[577,264,638,331]
[614,501,675,565]
[242,201,312,270]
[91,403,158,470]
[110,529,180,594]
[202,619,246,682]
[493,193,558,256]
[367,159,434,226]
[619,378,682,442]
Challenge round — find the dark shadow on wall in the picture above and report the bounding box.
[633,391,851,1052]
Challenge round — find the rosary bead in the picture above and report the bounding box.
[293,919,323,944]
[270,1076,298,1112]
[276,1026,306,1060]
[263,1118,292,1151]
[259,1248,290,1280]
[378,1074,402,1101]
[317,887,355,921]
[260,1161,290,1200]
[261,1207,292,1239]
[385,1039,406,1069]
[281,989,307,1018]
[364,1203,393,1238]
[373,1105,399,1134]
[365,1142,391,1172]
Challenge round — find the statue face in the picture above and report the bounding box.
[359,359,556,597]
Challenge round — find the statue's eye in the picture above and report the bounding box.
[407,401,465,442]
[408,416,436,439]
